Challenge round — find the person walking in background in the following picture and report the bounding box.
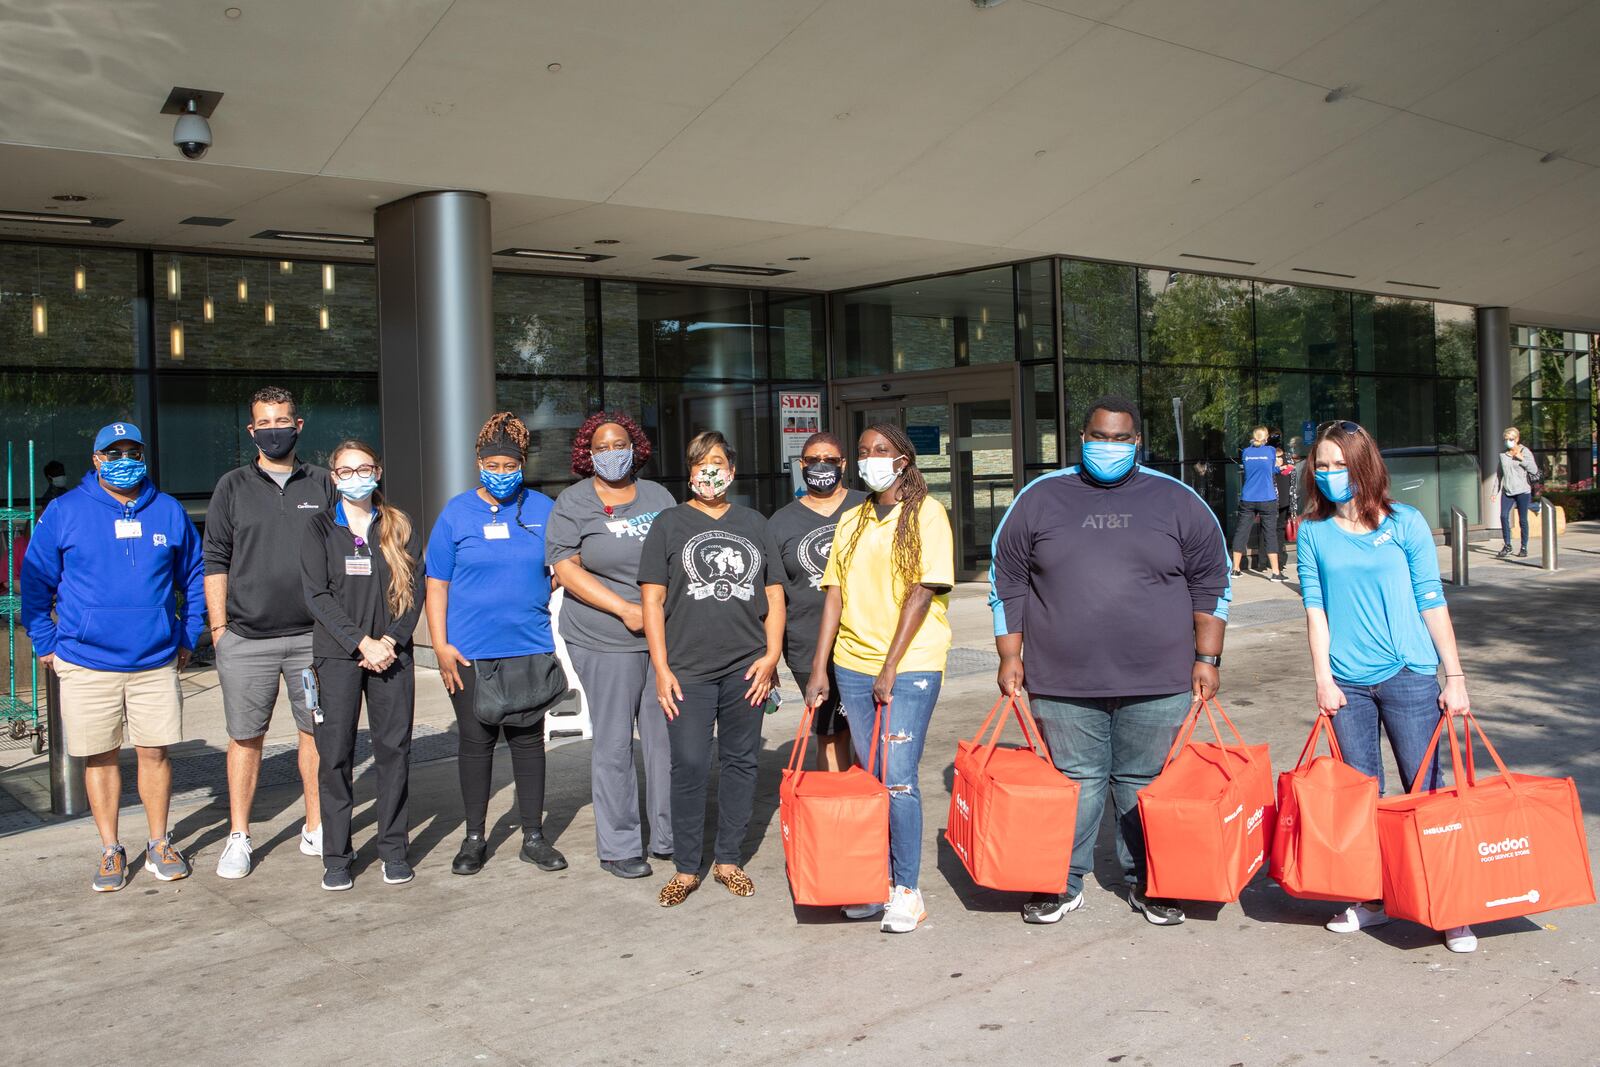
[1231,426,1286,581]
[1295,419,1476,953]
[206,386,334,879]
[301,441,422,892]
[1494,426,1541,559]
[806,424,954,934]
[425,412,568,878]
[639,431,784,908]
[20,422,204,892]
[769,431,865,771]
[990,396,1231,929]
[547,412,676,879]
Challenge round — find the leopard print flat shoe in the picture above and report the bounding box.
[713,865,755,897]
[658,875,700,907]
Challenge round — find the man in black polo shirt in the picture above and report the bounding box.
[989,395,1231,927]
[205,386,335,879]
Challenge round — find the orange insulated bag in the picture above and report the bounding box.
[946,695,1079,893]
[779,701,889,907]
[1139,698,1274,902]
[1270,713,1381,903]
[1377,710,1595,930]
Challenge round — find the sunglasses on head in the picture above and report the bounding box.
[1317,420,1363,436]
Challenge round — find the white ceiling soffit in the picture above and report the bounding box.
[0,0,1597,322]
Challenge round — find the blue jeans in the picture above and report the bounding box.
[1500,491,1532,550]
[1031,691,1192,898]
[835,666,943,891]
[1330,669,1444,796]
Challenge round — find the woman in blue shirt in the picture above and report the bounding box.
[424,413,567,877]
[1296,420,1475,953]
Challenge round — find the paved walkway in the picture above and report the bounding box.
[3,526,1598,1066]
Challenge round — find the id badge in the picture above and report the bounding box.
[344,555,372,576]
[114,519,142,539]
[483,522,510,540]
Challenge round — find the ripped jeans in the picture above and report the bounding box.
[835,666,943,891]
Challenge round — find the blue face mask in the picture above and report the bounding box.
[479,467,524,500]
[98,457,147,490]
[1314,468,1355,503]
[1080,440,1138,484]
[336,473,378,502]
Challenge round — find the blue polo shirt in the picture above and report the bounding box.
[424,488,555,660]
[1240,445,1278,502]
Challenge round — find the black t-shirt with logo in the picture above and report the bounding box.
[636,502,784,685]
[767,490,867,671]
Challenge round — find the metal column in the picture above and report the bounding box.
[1475,306,1511,534]
[1449,507,1469,586]
[374,190,496,536]
[46,669,86,816]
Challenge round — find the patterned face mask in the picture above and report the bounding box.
[690,464,731,501]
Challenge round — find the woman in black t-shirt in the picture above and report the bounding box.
[638,431,785,908]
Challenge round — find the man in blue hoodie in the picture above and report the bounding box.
[21,422,206,892]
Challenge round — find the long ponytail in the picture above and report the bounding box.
[329,440,417,619]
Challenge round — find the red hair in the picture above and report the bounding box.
[571,411,652,477]
[1301,422,1392,529]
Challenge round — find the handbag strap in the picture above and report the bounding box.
[866,701,885,780]
[1406,709,1519,797]
[970,694,1047,772]
[1293,712,1345,769]
[1160,697,1245,780]
[786,701,818,775]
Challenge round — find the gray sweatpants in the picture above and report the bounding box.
[567,644,673,861]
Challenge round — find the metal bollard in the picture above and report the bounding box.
[1449,507,1469,586]
[46,668,87,816]
[1541,503,1560,572]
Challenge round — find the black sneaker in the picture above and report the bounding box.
[1495,546,1512,559]
[382,859,414,885]
[601,857,654,879]
[520,833,568,871]
[451,833,487,876]
[1230,569,1243,578]
[649,850,674,862]
[1268,572,1288,583]
[321,867,353,892]
[1128,886,1185,925]
[1021,889,1085,925]
[1516,548,1529,558]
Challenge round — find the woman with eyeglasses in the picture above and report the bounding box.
[1296,419,1476,952]
[424,413,567,876]
[638,430,785,907]
[768,431,866,770]
[546,412,676,879]
[806,424,954,934]
[301,441,423,891]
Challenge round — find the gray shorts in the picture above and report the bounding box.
[216,630,316,740]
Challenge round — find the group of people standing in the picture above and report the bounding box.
[20,388,1485,950]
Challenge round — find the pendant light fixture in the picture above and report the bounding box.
[32,248,47,337]
[167,257,181,300]
[202,259,215,323]
[264,262,275,325]
[279,259,293,274]
[318,305,330,331]
[74,261,87,293]
[237,257,249,303]
[321,263,335,293]
[170,319,186,360]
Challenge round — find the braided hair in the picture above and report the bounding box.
[476,411,530,457]
[833,423,930,606]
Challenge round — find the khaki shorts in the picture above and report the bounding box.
[53,656,183,757]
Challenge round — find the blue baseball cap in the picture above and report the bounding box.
[93,422,144,451]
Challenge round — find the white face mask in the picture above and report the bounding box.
[860,455,904,493]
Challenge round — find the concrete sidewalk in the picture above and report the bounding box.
[2,526,1598,1066]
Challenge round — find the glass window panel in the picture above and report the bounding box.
[495,377,601,487]
[1353,295,1434,374]
[1384,454,1441,530]
[1257,370,1355,461]
[154,375,380,498]
[0,370,141,496]
[1434,303,1476,377]
[153,255,377,372]
[493,273,593,376]
[1139,270,1252,366]
[1061,363,1140,464]
[1142,365,1254,519]
[652,381,770,493]
[1439,452,1480,525]
[0,243,141,368]
[1023,363,1059,467]
[1017,260,1055,363]
[769,293,826,380]
[600,281,762,380]
[1355,375,1435,448]
[835,265,1015,377]
[1436,377,1477,451]
[1061,259,1136,363]
[1253,283,1351,370]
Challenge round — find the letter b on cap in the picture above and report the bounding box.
[113,424,127,436]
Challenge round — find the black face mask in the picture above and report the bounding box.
[802,461,841,495]
[252,426,299,461]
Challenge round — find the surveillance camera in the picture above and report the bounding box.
[173,100,211,160]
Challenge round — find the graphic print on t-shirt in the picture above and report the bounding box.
[604,510,661,540]
[682,530,762,602]
[796,524,836,589]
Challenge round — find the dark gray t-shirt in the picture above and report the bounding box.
[636,502,784,685]
[546,478,677,653]
[768,490,867,671]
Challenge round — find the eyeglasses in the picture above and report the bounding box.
[1316,420,1363,436]
[800,454,844,467]
[332,464,380,480]
[98,448,143,461]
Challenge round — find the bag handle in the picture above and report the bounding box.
[969,694,1047,772]
[1160,697,1246,780]
[789,698,884,783]
[1292,712,1346,769]
[1405,709,1522,797]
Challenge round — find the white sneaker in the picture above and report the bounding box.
[1326,903,1391,933]
[300,822,323,857]
[1444,925,1478,953]
[880,885,926,934]
[215,832,253,879]
[842,899,887,920]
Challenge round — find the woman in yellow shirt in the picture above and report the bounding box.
[805,423,953,934]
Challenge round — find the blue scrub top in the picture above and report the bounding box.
[424,488,555,660]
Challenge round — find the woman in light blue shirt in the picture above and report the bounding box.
[1296,420,1475,953]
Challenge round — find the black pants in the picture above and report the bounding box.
[447,666,547,837]
[313,655,415,871]
[1231,499,1280,555]
[668,669,764,875]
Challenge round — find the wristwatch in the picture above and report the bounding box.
[1194,653,1222,667]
